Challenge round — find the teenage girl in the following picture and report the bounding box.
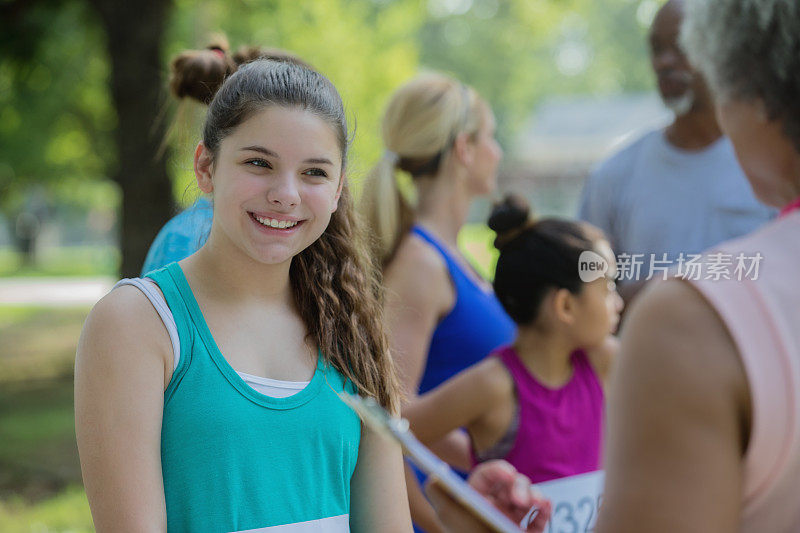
[142,39,313,275]
[405,195,623,484]
[360,74,516,532]
[75,59,412,532]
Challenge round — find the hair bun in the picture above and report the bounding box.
[488,193,531,234]
[488,194,535,249]
[169,41,235,105]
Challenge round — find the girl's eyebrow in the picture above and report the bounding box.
[240,145,279,157]
[304,157,334,166]
[239,146,333,166]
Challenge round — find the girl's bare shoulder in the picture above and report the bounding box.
[78,285,172,378]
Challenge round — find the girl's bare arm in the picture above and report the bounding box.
[403,358,511,446]
[75,287,172,532]
[350,422,414,532]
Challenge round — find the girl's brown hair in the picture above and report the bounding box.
[173,57,401,412]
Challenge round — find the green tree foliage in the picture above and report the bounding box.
[0,1,115,213]
[0,0,658,273]
[419,0,656,149]
[163,0,425,197]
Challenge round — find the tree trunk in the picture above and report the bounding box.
[89,0,174,277]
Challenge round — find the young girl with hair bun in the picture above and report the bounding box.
[405,195,623,484]
[75,58,412,532]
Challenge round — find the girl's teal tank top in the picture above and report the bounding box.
[146,262,361,532]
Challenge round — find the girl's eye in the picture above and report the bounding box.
[246,158,272,169]
[303,168,328,178]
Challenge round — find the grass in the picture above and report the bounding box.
[0,305,92,530]
[0,306,91,383]
[0,378,82,498]
[0,486,92,533]
[0,247,119,278]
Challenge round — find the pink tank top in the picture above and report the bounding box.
[475,345,604,484]
[689,210,800,531]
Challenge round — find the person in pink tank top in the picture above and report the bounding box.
[404,194,624,484]
[594,1,800,532]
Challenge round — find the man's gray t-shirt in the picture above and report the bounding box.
[578,129,775,276]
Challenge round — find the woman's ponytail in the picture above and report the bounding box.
[361,151,415,265]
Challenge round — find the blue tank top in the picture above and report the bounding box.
[411,225,516,393]
[409,226,516,533]
[147,262,361,532]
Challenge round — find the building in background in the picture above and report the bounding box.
[502,92,671,217]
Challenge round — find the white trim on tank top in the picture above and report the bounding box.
[113,278,309,399]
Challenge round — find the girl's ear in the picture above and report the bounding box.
[195,142,215,194]
[553,288,578,326]
[331,170,345,213]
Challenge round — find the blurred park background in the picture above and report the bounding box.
[0,0,669,529]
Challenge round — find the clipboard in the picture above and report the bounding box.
[338,392,536,533]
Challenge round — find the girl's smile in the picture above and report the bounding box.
[248,211,305,233]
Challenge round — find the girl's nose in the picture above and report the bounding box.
[267,173,300,209]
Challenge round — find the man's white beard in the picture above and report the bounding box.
[663,89,695,116]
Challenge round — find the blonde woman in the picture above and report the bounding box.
[361,74,516,532]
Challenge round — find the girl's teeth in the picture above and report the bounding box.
[254,215,297,229]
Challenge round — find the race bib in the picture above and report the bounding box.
[537,471,605,533]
